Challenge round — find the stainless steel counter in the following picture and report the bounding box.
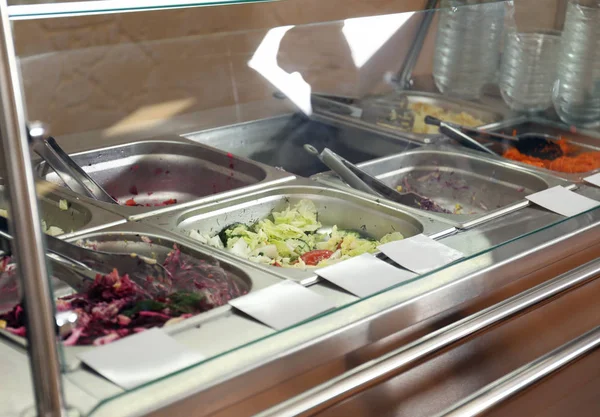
[2,107,600,417]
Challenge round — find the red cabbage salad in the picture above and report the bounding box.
[0,246,246,346]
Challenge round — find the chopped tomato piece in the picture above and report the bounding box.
[125,198,137,206]
[162,199,177,205]
[300,250,334,266]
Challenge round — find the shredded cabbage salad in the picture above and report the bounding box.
[189,199,404,268]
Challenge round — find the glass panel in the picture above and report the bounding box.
[7,0,280,21]
[2,0,600,414]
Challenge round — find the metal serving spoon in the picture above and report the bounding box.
[425,116,564,160]
[0,217,172,297]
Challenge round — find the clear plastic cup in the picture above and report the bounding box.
[553,0,600,127]
[499,31,561,112]
[433,0,505,100]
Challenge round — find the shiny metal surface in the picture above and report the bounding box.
[313,92,507,144]
[43,134,117,204]
[0,183,126,238]
[316,246,600,417]
[0,221,283,371]
[313,146,573,229]
[394,0,438,90]
[30,125,98,200]
[36,137,295,221]
[436,325,600,417]
[183,113,417,177]
[90,198,600,417]
[0,0,66,415]
[255,258,600,417]
[145,179,455,284]
[478,116,600,182]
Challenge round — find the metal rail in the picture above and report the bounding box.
[255,258,600,417]
[394,0,438,89]
[436,325,600,417]
[0,0,66,416]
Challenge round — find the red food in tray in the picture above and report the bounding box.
[0,247,246,346]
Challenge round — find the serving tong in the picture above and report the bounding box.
[304,144,449,213]
[28,122,117,204]
[425,116,564,160]
[0,216,172,297]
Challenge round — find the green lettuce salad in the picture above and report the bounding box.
[190,199,404,269]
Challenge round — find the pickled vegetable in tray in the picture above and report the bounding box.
[0,246,246,346]
[503,138,600,173]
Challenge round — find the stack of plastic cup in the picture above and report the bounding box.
[433,0,505,100]
[499,31,561,112]
[553,0,600,127]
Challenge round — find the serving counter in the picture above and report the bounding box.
[1,1,600,416]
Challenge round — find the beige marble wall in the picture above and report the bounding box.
[13,0,559,138]
[14,0,429,136]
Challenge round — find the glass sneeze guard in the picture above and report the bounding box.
[1,0,600,416]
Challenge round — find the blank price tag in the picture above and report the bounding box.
[526,186,600,217]
[584,173,600,188]
[229,280,335,330]
[378,234,464,275]
[316,253,416,298]
[78,328,205,390]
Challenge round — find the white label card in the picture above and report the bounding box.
[526,186,600,217]
[315,253,417,298]
[584,173,600,188]
[78,328,205,390]
[378,234,464,275]
[229,280,335,330]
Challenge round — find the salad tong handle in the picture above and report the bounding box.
[28,122,117,204]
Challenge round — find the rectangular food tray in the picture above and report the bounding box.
[477,116,600,182]
[0,182,125,239]
[183,113,417,177]
[143,179,456,285]
[35,136,295,221]
[0,222,284,370]
[311,146,575,229]
[312,92,508,144]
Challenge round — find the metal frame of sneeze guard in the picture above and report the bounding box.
[0,0,66,416]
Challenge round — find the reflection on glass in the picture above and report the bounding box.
[342,12,414,69]
[248,26,312,115]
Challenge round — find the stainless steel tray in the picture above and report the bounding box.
[143,179,456,285]
[0,182,125,239]
[35,136,295,221]
[312,91,508,144]
[182,113,417,177]
[477,116,600,183]
[311,146,575,229]
[0,221,284,370]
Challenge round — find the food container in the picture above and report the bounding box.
[182,113,418,177]
[312,146,575,229]
[476,117,600,182]
[0,222,283,369]
[35,136,295,221]
[143,179,456,285]
[312,92,508,144]
[0,183,125,238]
